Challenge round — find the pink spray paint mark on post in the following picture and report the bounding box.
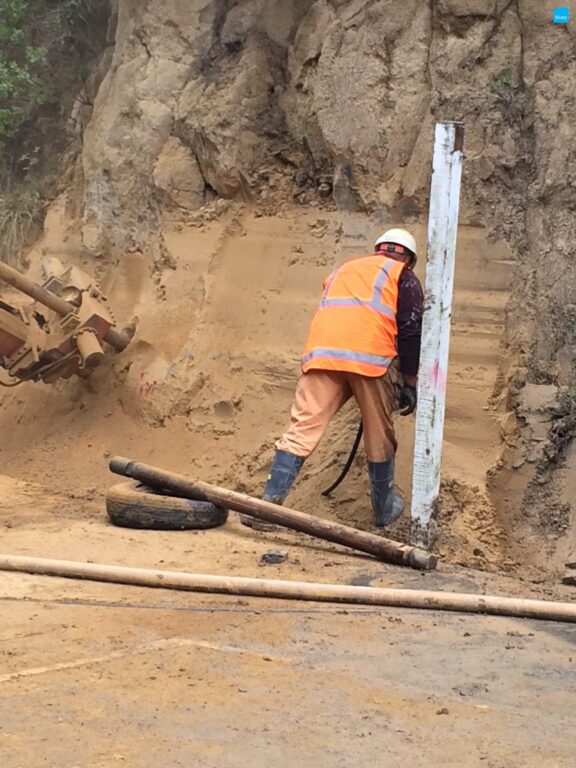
[430,361,447,395]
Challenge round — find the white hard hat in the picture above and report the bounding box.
[374,228,418,258]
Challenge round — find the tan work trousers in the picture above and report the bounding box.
[276,362,400,462]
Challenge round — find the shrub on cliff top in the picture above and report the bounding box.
[0,0,108,143]
[0,0,47,141]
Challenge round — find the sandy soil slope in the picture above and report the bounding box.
[0,199,516,570]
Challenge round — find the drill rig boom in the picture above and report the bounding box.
[0,259,131,385]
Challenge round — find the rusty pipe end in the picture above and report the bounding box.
[109,456,135,477]
[104,328,132,353]
[76,329,105,370]
[407,549,438,571]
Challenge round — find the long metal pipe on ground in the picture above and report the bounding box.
[0,261,130,352]
[1,555,575,623]
[109,456,437,572]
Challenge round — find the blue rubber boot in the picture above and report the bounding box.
[241,450,305,531]
[368,459,405,527]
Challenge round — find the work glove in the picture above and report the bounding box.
[398,385,417,416]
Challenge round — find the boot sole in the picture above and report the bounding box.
[239,514,282,532]
[374,505,404,527]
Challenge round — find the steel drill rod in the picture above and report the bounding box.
[109,457,438,571]
[0,261,73,316]
[0,261,130,352]
[2,555,576,622]
[102,327,131,352]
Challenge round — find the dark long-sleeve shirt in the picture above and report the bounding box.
[396,268,423,376]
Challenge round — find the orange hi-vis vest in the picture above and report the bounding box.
[301,254,405,377]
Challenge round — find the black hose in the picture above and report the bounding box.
[0,375,24,388]
[321,422,363,496]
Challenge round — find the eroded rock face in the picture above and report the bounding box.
[82,0,221,248]
[153,136,205,209]
[80,0,576,384]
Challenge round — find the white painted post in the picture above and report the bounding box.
[410,121,464,549]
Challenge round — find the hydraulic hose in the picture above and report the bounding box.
[0,376,24,388]
[322,422,363,496]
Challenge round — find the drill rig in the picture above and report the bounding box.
[0,258,131,386]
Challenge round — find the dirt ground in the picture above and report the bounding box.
[1,201,575,766]
[1,476,576,768]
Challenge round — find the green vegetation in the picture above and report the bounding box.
[0,0,47,141]
[0,176,42,263]
[490,68,520,92]
[0,0,108,143]
[0,0,111,262]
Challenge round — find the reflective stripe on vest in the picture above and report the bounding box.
[301,348,395,368]
[318,260,396,318]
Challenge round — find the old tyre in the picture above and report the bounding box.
[106,480,228,531]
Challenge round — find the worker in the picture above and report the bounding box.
[241,228,423,531]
